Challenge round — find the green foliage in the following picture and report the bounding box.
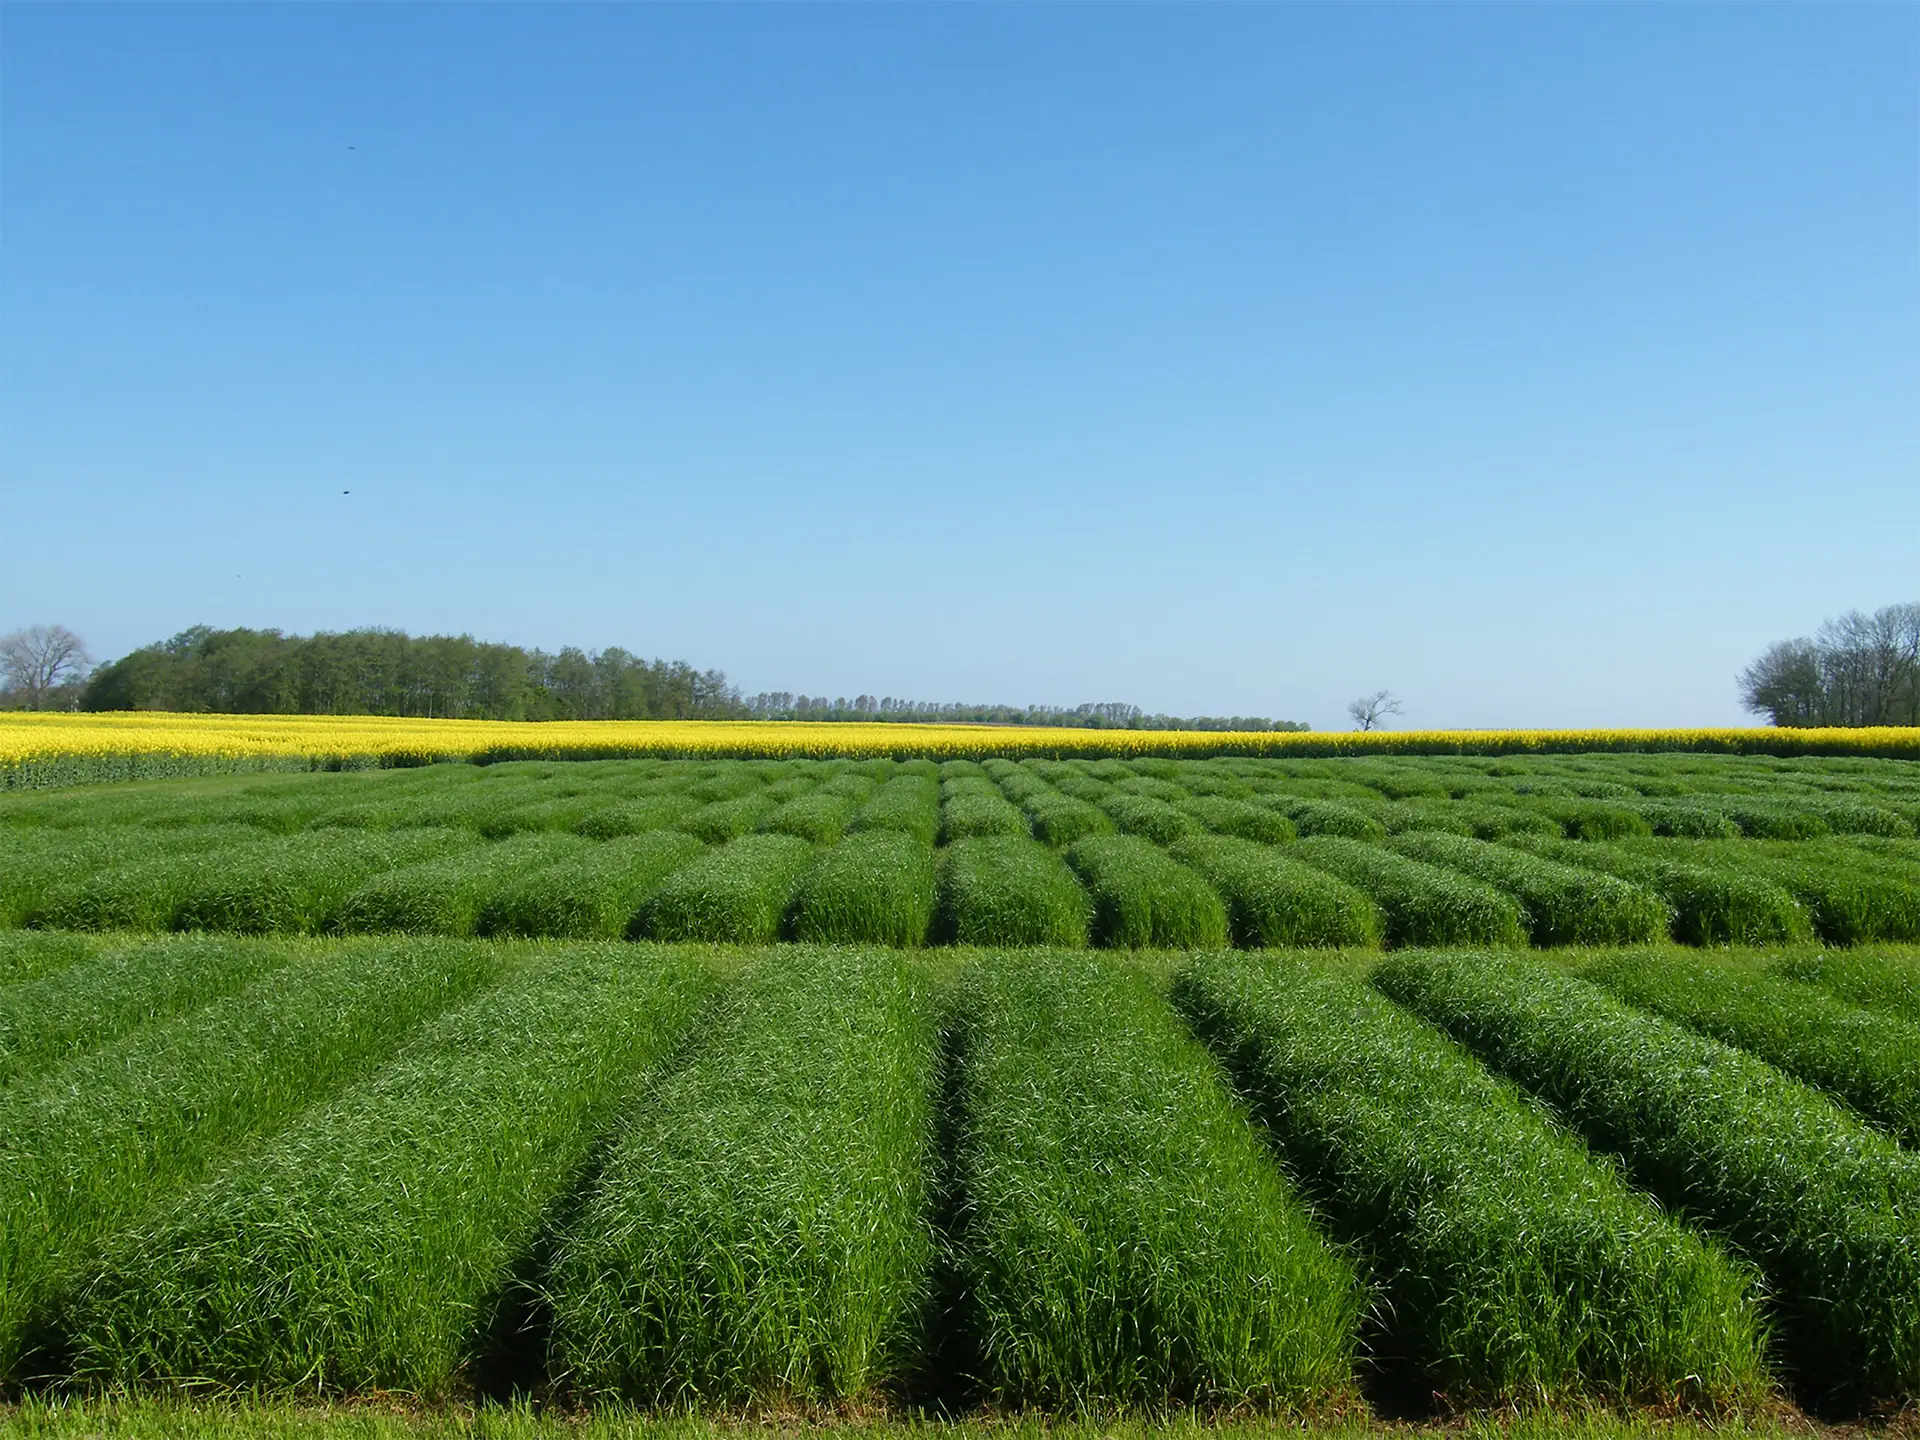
[1690,842,1920,944]
[1581,951,1920,1146]
[1169,835,1382,949]
[0,932,101,987]
[1258,797,1388,842]
[479,832,705,939]
[1375,950,1920,1405]
[1390,833,1670,946]
[550,950,940,1403]
[847,773,940,846]
[333,836,586,937]
[676,792,780,844]
[762,790,858,844]
[934,837,1090,948]
[69,949,711,1396]
[643,834,814,945]
[1292,837,1526,947]
[27,828,274,932]
[570,793,697,839]
[175,830,464,935]
[1177,796,1297,844]
[1635,802,1744,839]
[0,936,505,1381]
[1062,835,1228,949]
[1175,955,1767,1407]
[1506,837,1811,946]
[1777,949,1920,1023]
[1023,791,1114,848]
[938,779,1030,844]
[790,832,938,947]
[1097,793,1201,845]
[952,953,1362,1407]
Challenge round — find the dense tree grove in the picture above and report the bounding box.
[1739,603,1920,728]
[80,628,745,721]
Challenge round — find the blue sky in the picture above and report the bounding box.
[3,3,1914,729]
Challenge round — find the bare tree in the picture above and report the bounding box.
[1346,689,1403,732]
[0,625,93,710]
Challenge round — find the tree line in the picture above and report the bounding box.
[740,693,1308,731]
[5,623,1311,730]
[74,627,745,721]
[1739,602,1920,728]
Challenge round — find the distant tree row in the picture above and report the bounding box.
[1739,602,1920,728]
[77,627,746,721]
[741,693,1308,732]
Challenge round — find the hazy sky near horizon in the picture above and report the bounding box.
[3,4,1915,730]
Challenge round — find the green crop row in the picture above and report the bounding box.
[1375,951,1920,1404]
[1175,955,1767,1406]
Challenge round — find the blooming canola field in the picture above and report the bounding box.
[1,742,1919,1425]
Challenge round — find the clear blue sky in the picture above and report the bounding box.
[3,3,1915,729]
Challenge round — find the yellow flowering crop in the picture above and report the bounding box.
[3,709,1918,788]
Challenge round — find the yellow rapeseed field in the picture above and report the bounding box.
[4,709,1919,785]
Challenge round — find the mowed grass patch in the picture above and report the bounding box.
[934,837,1090,949]
[549,949,941,1405]
[0,937,298,1092]
[479,832,705,940]
[69,948,712,1397]
[1375,950,1920,1406]
[790,831,938,947]
[952,952,1362,1408]
[1389,834,1670,947]
[1293,838,1526,948]
[0,936,506,1381]
[1169,836,1382,950]
[1063,835,1228,950]
[642,834,814,945]
[1175,955,1768,1408]
[333,836,588,938]
[1580,951,1920,1146]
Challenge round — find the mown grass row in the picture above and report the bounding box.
[550,950,941,1404]
[1174,955,1768,1407]
[1375,951,1920,1404]
[951,953,1362,1407]
[69,949,714,1396]
[0,938,508,1381]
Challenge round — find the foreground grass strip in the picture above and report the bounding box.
[1174,954,1768,1407]
[69,947,712,1396]
[1389,834,1670,946]
[0,937,298,1091]
[1374,950,1920,1405]
[790,831,937,946]
[1169,836,1382,949]
[479,833,705,939]
[1776,949,1920,1023]
[1061,835,1227,949]
[954,952,1362,1407]
[934,837,1090,948]
[1293,838,1526,948]
[0,937,505,1381]
[550,949,940,1404]
[1581,951,1920,1146]
[643,834,814,944]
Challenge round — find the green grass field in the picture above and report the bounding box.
[1,751,1918,1429]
